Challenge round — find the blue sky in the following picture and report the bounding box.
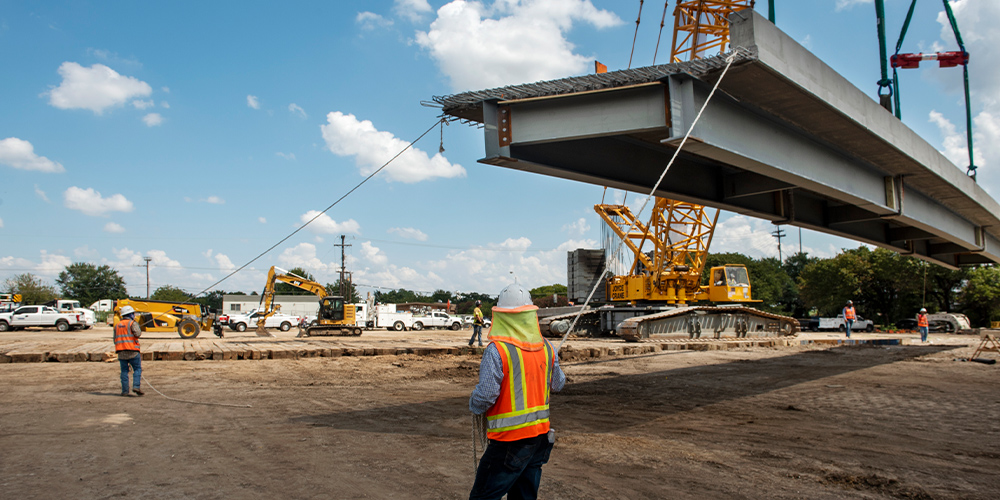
[1,0,996,299]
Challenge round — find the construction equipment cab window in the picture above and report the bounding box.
[725,267,750,287]
[320,297,344,322]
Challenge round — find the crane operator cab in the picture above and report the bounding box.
[705,265,756,303]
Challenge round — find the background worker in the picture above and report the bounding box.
[114,305,144,397]
[843,300,857,338]
[469,282,566,500]
[468,300,485,347]
[917,307,930,342]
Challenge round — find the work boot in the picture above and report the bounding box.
[120,392,130,397]
[133,388,144,396]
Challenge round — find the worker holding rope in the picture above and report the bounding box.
[114,305,144,397]
[468,282,565,500]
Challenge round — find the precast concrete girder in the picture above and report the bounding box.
[443,10,999,269]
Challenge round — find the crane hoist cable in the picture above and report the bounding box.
[877,0,977,180]
[652,1,669,65]
[628,0,644,69]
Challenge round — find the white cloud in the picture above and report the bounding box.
[0,138,65,173]
[142,112,163,126]
[74,245,99,259]
[394,0,432,22]
[288,103,307,118]
[160,101,170,108]
[0,217,3,228]
[63,186,134,216]
[103,222,125,233]
[299,210,361,234]
[214,252,236,271]
[161,86,170,93]
[415,0,622,90]
[357,11,394,30]
[35,251,72,277]
[423,236,598,292]
[247,95,260,109]
[131,99,154,109]
[258,217,267,224]
[321,111,466,183]
[361,241,389,265]
[45,62,151,114]
[387,227,429,241]
[276,152,296,160]
[834,0,869,11]
[34,184,50,202]
[204,196,224,204]
[278,243,333,273]
[562,217,590,236]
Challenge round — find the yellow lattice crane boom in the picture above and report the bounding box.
[670,1,755,62]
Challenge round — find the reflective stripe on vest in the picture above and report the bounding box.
[917,314,929,327]
[486,340,554,441]
[844,307,856,320]
[114,319,139,352]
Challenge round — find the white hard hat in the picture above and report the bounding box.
[497,282,532,308]
[120,305,135,316]
[920,308,927,313]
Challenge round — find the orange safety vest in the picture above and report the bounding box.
[844,306,856,320]
[485,305,555,442]
[917,314,929,328]
[114,319,140,352]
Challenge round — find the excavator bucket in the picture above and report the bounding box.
[255,324,275,337]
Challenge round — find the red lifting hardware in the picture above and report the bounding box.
[891,51,969,69]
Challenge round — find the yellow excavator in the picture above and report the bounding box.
[257,266,360,337]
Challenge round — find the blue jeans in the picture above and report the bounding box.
[919,326,929,342]
[119,355,141,393]
[845,319,854,338]
[470,434,553,500]
[468,325,483,346]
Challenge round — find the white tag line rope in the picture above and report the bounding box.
[139,372,252,408]
[556,51,740,354]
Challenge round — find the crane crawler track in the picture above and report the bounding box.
[617,306,798,342]
[298,326,363,337]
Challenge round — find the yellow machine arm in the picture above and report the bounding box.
[257,266,328,333]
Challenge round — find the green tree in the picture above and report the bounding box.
[957,265,1000,327]
[798,252,862,317]
[3,273,57,305]
[274,267,316,295]
[374,289,430,304]
[55,263,128,306]
[431,289,455,304]
[150,285,192,302]
[529,284,568,299]
[326,279,361,302]
[922,264,968,313]
[191,290,228,312]
[747,257,795,315]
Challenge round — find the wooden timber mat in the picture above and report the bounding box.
[0,336,801,364]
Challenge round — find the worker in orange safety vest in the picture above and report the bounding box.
[917,307,930,342]
[842,300,857,339]
[114,305,144,397]
[468,281,566,500]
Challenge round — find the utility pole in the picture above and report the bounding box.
[143,256,152,298]
[334,235,352,298]
[798,227,803,255]
[772,225,786,262]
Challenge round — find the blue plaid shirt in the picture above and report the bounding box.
[469,342,566,414]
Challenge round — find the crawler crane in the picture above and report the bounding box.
[542,1,797,341]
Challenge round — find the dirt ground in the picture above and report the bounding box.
[1,339,997,499]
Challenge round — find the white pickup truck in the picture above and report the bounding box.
[228,309,299,332]
[0,305,88,332]
[411,311,464,331]
[47,299,96,329]
[816,314,875,333]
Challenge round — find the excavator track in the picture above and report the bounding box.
[617,306,798,342]
[298,326,363,337]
